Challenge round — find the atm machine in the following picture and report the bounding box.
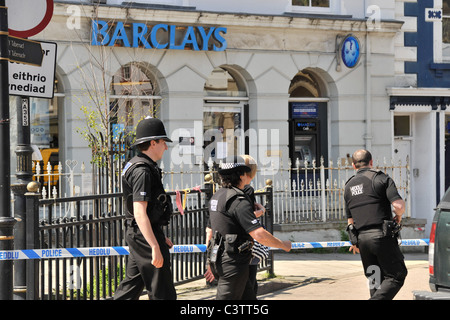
[289,102,328,185]
[291,119,319,167]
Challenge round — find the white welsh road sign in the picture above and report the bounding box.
[9,41,57,99]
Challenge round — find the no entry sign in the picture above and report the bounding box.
[7,0,54,38]
[9,41,57,99]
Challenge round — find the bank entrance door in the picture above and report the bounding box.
[203,103,246,163]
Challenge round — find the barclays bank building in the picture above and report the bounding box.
[13,0,448,233]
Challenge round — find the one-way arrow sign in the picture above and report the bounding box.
[8,36,43,66]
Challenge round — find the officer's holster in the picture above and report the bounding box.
[207,231,223,279]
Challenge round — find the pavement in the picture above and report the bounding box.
[174,252,430,300]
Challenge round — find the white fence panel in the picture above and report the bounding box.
[28,156,410,224]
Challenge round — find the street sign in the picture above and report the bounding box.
[8,36,43,66]
[8,41,57,99]
[6,0,54,38]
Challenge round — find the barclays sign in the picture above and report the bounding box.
[91,20,227,52]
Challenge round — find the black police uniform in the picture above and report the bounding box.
[208,186,262,300]
[114,153,176,300]
[344,168,408,300]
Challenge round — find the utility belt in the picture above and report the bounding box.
[126,193,173,226]
[347,220,402,247]
[149,193,173,226]
[207,231,253,278]
[125,193,173,229]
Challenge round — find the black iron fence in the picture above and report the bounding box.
[23,181,274,300]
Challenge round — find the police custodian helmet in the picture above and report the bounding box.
[218,155,252,175]
[132,116,173,147]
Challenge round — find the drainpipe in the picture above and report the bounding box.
[365,26,373,150]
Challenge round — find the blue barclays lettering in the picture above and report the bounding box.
[169,24,185,50]
[133,23,151,48]
[91,20,227,52]
[91,20,109,46]
[151,23,168,49]
[197,26,215,51]
[212,27,227,52]
[109,21,130,47]
[180,26,200,51]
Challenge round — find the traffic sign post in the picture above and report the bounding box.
[0,0,16,301]
[2,0,54,300]
[9,40,56,300]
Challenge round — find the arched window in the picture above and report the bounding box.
[288,70,328,167]
[110,62,161,137]
[289,71,321,98]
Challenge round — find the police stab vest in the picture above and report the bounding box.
[122,154,172,225]
[209,187,254,252]
[345,169,392,230]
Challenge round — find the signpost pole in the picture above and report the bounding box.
[0,0,16,300]
[6,0,54,300]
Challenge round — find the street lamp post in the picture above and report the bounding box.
[11,96,34,299]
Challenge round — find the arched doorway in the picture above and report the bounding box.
[202,66,249,164]
[288,70,328,167]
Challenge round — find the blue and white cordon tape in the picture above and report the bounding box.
[0,239,429,261]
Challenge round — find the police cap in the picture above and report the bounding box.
[132,116,172,147]
[218,155,252,175]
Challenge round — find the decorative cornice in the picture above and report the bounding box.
[53,2,403,33]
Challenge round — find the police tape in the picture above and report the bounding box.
[0,239,429,261]
[290,239,429,249]
[0,247,130,261]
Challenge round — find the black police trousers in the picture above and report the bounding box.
[216,254,256,300]
[358,228,408,300]
[114,224,176,300]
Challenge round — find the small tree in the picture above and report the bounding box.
[70,3,162,193]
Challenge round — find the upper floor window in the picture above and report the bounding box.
[444,1,450,43]
[292,0,329,8]
[290,0,337,14]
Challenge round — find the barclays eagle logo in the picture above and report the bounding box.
[341,36,360,68]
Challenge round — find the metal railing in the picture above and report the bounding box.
[24,180,274,300]
[31,155,410,225]
[257,157,411,224]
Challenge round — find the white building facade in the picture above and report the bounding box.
[13,0,444,232]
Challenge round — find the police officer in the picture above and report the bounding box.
[206,156,291,300]
[114,117,177,300]
[344,149,407,300]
